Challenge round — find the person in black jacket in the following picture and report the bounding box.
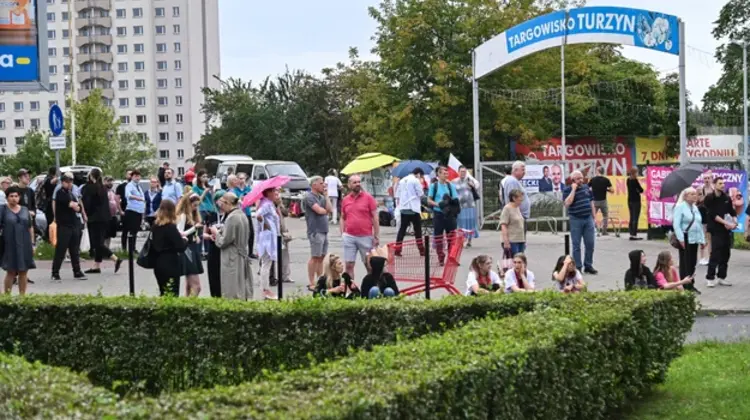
[150,200,188,296]
[51,173,87,282]
[623,250,657,290]
[361,254,399,299]
[314,254,359,298]
[81,169,123,274]
[626,167,644,240]
[703,177,737,288]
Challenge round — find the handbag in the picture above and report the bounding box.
[499,248,514,274]
[470,184,480,201]
[669,207,695,249]
[136,232,155,269]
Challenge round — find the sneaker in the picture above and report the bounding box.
[283,278,295,283]
[50,274,62,283]
[629,236,643,241]
[718,279,732,286]
[601,231,610,236]
[84,268,101,274]
[584,267,599,275]
[114,258,123,274]
[706,280,717,288]
[699,259,709,266]
[73,272,88,280]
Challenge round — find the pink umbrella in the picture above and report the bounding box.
[241,176,291,210]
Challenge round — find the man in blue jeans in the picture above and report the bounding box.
[562,170,598,274]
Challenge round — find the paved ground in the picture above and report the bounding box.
[14,218,750,311]
[687,315,750,343]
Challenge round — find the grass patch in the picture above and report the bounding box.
[621,341,750,420]
[34,241,129,261]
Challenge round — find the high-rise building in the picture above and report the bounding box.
[0,0,220,177]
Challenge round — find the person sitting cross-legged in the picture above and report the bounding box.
[503,253,535,293]
[360,246,399,299]
[314,254,360,298]
[465,255,502,296]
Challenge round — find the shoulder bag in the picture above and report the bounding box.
[669,206,695,249]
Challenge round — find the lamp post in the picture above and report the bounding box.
[730,40,748,171]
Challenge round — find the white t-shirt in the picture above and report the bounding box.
[325,175,342,198]
[554,270,583,291]
[465,270,502,296]
[504,269,535,293]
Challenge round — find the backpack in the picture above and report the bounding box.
[35,179,49,210]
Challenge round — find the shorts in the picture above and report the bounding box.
[593,200,609,217]
[308,232,329,257]
[343,234,373,264]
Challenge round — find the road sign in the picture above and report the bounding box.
[48,104,64,136]
[48,135,65,150]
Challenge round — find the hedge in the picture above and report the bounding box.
[0,293,558,395]
[0,291,696,419]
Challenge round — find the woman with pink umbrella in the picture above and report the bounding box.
[242,176,290,300]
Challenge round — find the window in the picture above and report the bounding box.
[49,83,58,92]
[175,96,183,106]
[174,77,182,88]
[156,25,166,35]
[173,24,180,34]
[62,29,69,39]
[49,65,57,75]
[156,43,167,53]
[15,137,24,146]
[135,61,145,71]
[14,119,23,129]
[61,11,69,21]
[63,64,70,74]
[118,80,128,90]
[157,61,167,71]
[157,79,167,89]
[0,120,5,129]
[13,102,22,112]
[117,27,126,37]
[158,114,168,124]
[116,8,126,18]
[175,113,183,123]
[132,7,143,18]
[48,30,56,39]
[117,62,128,72]
[155,7,165,17]
[48,47,56,57]
[158,132,169,142]
[136,97,146,107]
[174,60,182,70]
[120,116,130,125]
[47,101,56,109]
[136,115,147,124]
[133,26,144,36]
[135,79,146,89]
[159,150,169,159]
[134,43,144,53]
[30,119,40,129]
[173,42,181,53]
[62,47,70,57]
[157,96,168,106]
[173,6,180,17]
[118,98,129,108]
[47,12,55,22]
[117,44,127,54]
[176,131,184,141]
[30,101,39,111]
[177,149,184,159]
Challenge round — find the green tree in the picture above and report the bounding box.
[105,132,158,177]
[0,130,56,175]
[62,91,118,168]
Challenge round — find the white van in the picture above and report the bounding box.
[215,160,310,194]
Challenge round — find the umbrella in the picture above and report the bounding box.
[241,176,291,209]
[659,164,704,199]
[391,160,434,179]
[341,153,400,175]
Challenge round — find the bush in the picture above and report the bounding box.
[0,293,560,395]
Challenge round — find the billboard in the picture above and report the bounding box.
[0,0,48,90]
[635,136,742,165]
[515,137,633,176]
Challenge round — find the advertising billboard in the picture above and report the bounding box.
[0,0,48,90]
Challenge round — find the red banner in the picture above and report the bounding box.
[515,137,634,176]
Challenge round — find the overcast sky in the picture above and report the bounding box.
[219,0,725,104]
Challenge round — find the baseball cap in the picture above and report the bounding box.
[213,189,227,202]
[17,168,29,178]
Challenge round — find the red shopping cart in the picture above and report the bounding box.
[386,230,468,296]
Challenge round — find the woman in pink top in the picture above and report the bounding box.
[653,251,693,290]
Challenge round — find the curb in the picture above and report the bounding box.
[697,309,750,317]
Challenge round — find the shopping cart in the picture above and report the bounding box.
[386,230,467,296]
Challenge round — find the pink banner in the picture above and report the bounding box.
[645,167,676,225]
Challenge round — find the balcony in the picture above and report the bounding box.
[78,88,114,101]
[75,0,113,13]
[77,52,113,64]
[76,34,112,48]
[75,16,112,30]
[77,70,114,84]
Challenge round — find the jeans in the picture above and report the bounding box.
[433,211,457,263]
[628,201,641,237]
[395,211,424,255]
[52,223,82,276]
[706,229,731,280]
[369,286,396,299]
[510,242,526,255]
[570,215,595,270]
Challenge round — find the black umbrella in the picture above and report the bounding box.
[659,164,704,199]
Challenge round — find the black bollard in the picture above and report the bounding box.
[128,232,135,296]
[564,233,570,256]
[276,235,283,299]
[424,235,431,300]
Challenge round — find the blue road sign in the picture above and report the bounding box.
[49,104,64,136]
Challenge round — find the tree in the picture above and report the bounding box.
[61,91,118,168]
[105,132,158,177]
[0,131,56,175]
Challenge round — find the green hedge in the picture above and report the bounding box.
[0,293,557,395]
[0,292,696,419]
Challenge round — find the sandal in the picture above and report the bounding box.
[306,285,316,293]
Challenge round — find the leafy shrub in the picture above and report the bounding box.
[0,293,557,395]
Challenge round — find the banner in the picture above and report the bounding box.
[0,0,46,87]
[635,136,743,165]
[646,167,747,232]
[520,164,565,199]
[515,137,633,176]
[475,6,680,79]
[596,176,648,228]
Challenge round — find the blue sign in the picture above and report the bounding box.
[0,0,44,84]
[49,104,64,136]
[0,45,39,82]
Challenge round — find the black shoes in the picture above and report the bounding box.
[584,267,599,275]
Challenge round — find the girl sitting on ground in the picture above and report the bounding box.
[503,253,535,293]
[314,254,359,298]
[465,254,502,296]
[653,250,693,291]
[360,246,399,299]
[623,250,657,290]
[552,255,585,293]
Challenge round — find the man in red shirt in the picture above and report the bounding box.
[341,175,379,278]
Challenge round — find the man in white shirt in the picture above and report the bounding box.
[324,169,343,224]
[395,168,426,256]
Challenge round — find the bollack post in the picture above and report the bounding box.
[564,233,570,256]
[276,235,283,300]
[128,232,135,296]
[424,235,431,300]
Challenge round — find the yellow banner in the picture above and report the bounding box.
[635,137,677,165]
[594,176,648,229]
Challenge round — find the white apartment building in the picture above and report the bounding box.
[0,0,220,177]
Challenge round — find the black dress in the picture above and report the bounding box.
[180,220,204,276]
[151,223,188,296]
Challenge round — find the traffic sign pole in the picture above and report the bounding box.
[48,104,65,175]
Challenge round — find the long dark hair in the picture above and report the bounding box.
[88,168,106,196]
[196,170,208,188]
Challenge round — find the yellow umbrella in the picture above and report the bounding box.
[340,152,400,175]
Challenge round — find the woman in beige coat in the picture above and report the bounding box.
[209,192,254,300]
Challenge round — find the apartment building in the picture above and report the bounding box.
[0,0,220,176]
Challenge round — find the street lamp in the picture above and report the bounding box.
[730,40,748,172]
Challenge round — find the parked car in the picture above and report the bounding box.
[214,160,310,195]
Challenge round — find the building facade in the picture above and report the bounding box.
[0,0,220,176]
